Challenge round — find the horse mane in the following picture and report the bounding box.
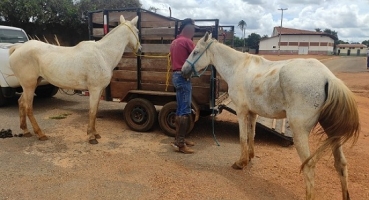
[212,39,265,65]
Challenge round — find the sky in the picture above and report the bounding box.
[141,0,369,43]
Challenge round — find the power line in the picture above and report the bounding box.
[278,8,288,56]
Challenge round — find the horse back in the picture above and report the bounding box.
[279,58,331,113]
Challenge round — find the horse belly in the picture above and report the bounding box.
[246,70,286,118]
[248,96,286,119]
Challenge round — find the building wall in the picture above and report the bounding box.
[337,47,367,56]
[259,35,334,55]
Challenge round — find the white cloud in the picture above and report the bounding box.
[141,0,369,43]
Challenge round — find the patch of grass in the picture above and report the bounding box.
[49,113,72,120]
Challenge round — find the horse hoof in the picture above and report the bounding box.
[231,162,243,170]
[39,136,48,141]
[95,134,101,139]
[23,132,33,137]
[89,139,98,144]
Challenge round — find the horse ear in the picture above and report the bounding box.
[120,15,126,24]
[131,16,139,27]
[204,32,209,42]
[204,32,212,42]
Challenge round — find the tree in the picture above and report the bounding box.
[245,33,261,50]
[76,0,141,20]
[148,6,159,13]
[0,0,42,23]
[0,0,82,25]
[261,35,268,39]
[362,40,369,47]
[315,28,322,32]
[337,40,349,44]
[238,20,247,52]
[322,28,340,49]
[323,29,338,39]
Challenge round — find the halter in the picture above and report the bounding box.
[122,23,140,53]
[185,41,213,77]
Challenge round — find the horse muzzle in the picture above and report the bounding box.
[181,66,192,79]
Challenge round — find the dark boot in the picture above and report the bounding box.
[173,116,195,147]
[172,115,194,154]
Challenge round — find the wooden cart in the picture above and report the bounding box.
[88,8,232,136]
[88,8,293,145]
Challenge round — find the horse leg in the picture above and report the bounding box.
[332,146,350,200]
[247,113,257,159]
[22,83,48,140]
[87,88,103,144]
[290,121,315,200]
[232,111,249,169]
[18,93,32,137]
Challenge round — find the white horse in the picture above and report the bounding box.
[9,15,141,144]
[182,32,360,200]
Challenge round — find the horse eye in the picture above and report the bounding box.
[193,51,199,56]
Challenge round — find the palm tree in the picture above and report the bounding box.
[238,20,247,52]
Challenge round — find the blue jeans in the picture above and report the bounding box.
[172,71,192,116]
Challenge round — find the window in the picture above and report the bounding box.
[273,46,276,48]
[0,29,28,43]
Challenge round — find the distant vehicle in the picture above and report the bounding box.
[0,25,58,106]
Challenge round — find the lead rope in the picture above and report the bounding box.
[126,26,218,141]
[211,68,220,146]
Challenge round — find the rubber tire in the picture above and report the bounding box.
[158,101,195,137]
[35,85,59,98]
[0,89,7,107]
[124,98,157,132]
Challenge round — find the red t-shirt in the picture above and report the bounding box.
[170,35,195,71]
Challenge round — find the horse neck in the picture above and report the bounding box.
[96,25,130,70]
[210,42,248,84]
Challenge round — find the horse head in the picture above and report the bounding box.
[182,32,213,79]
[120,15,141,53]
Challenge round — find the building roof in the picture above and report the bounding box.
[336,44,367,48]
[272,27,337,40]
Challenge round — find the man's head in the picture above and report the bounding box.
[179,18,197,38]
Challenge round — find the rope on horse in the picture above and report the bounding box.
[131,50,220,146]
[211,68,220,146]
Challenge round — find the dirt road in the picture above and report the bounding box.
[0,56,368,200]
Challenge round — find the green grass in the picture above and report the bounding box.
[49,113,72,120]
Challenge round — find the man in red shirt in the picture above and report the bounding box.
[170,18,197,154]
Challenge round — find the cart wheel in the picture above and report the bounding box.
[124,98,157,132]
[158,101,194,137]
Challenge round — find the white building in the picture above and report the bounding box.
[336,44,367,56]
[259,27,336,55]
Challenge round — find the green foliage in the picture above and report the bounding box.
[362,40,369,47]
[76,0,141,18]
[323,28,338,39]
[227,33,262,50]
[337,40,349,44]
[0,0,40,23]
[315,28,340,48]
[226,36,244,47]
[246,33,261,49]
[0,0,141,45]
[238,20,247,48]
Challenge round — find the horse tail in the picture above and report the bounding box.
[301,78,360,170]
[9,43,23,56]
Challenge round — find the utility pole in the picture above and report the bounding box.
[278,8,287,56]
